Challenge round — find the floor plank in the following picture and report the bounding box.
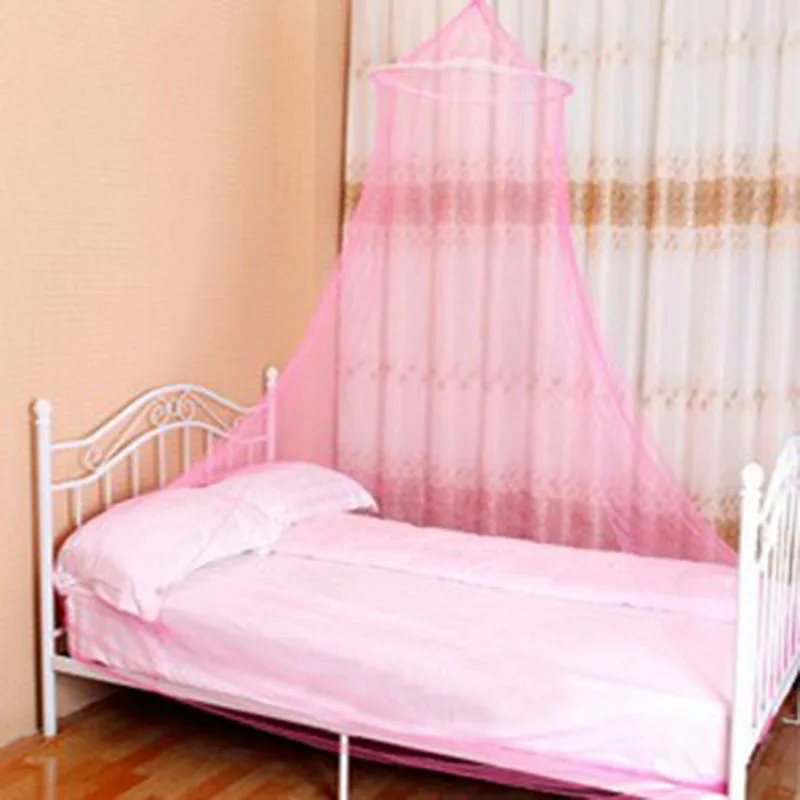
[0,692,797,798]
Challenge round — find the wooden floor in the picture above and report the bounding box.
[1,692,799,799]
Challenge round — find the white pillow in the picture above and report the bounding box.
[55,487,282,621]
[208,461,378,526]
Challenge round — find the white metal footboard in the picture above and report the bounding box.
[729,437,800,800]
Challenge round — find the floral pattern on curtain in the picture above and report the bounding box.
[341,0,800,543]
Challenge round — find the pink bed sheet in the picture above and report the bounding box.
[65,514,735,799]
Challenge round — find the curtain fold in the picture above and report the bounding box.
[342,0,800,541]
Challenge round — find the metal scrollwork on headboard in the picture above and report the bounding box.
[41,369,279,492]
[76,387,239,474]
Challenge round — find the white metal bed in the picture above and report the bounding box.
[32,369,800,800]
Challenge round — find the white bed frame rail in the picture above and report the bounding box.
[729,437,800,800]
[32,375,800,800]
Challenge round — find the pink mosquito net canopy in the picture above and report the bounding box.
[180,1,733,569]
[143,4,743,796]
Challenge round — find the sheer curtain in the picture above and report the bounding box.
[342,0,800,542]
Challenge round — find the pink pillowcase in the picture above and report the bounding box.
[208,461,378,526]
[55,487,281,621]
[54,462,377,621]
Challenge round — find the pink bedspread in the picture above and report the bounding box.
[65,513,735,798]
[275,512,738,621]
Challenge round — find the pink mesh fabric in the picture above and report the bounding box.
[99,2,743,796]
[176,0,733,568]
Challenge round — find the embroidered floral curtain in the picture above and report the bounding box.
[341,0,800,542]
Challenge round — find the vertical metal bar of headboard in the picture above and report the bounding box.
[157,431,166,488]
[130,452,140,497]
[33,399,57,738]
[102,473,112,510]
[265,366,279,463]
[204,429,214,483]
[182,426,191,475]
[72,488,83,528]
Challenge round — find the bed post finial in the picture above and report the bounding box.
[34,398,52,425]
[265,366,279,394]
[263,367,279,462]
[742,463,765,493]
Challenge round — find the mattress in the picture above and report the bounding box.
[64,514,735,799]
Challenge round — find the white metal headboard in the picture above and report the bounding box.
[33,366,279,737]
[39,366,279,497]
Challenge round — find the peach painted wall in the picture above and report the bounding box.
[0,0,349,745]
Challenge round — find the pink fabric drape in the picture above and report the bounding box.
[180,0,732,566]
[333,4,732,564]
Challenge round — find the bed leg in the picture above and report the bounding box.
[727,761,747,800]
[338,734,349,800]
[42,661,57,738]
